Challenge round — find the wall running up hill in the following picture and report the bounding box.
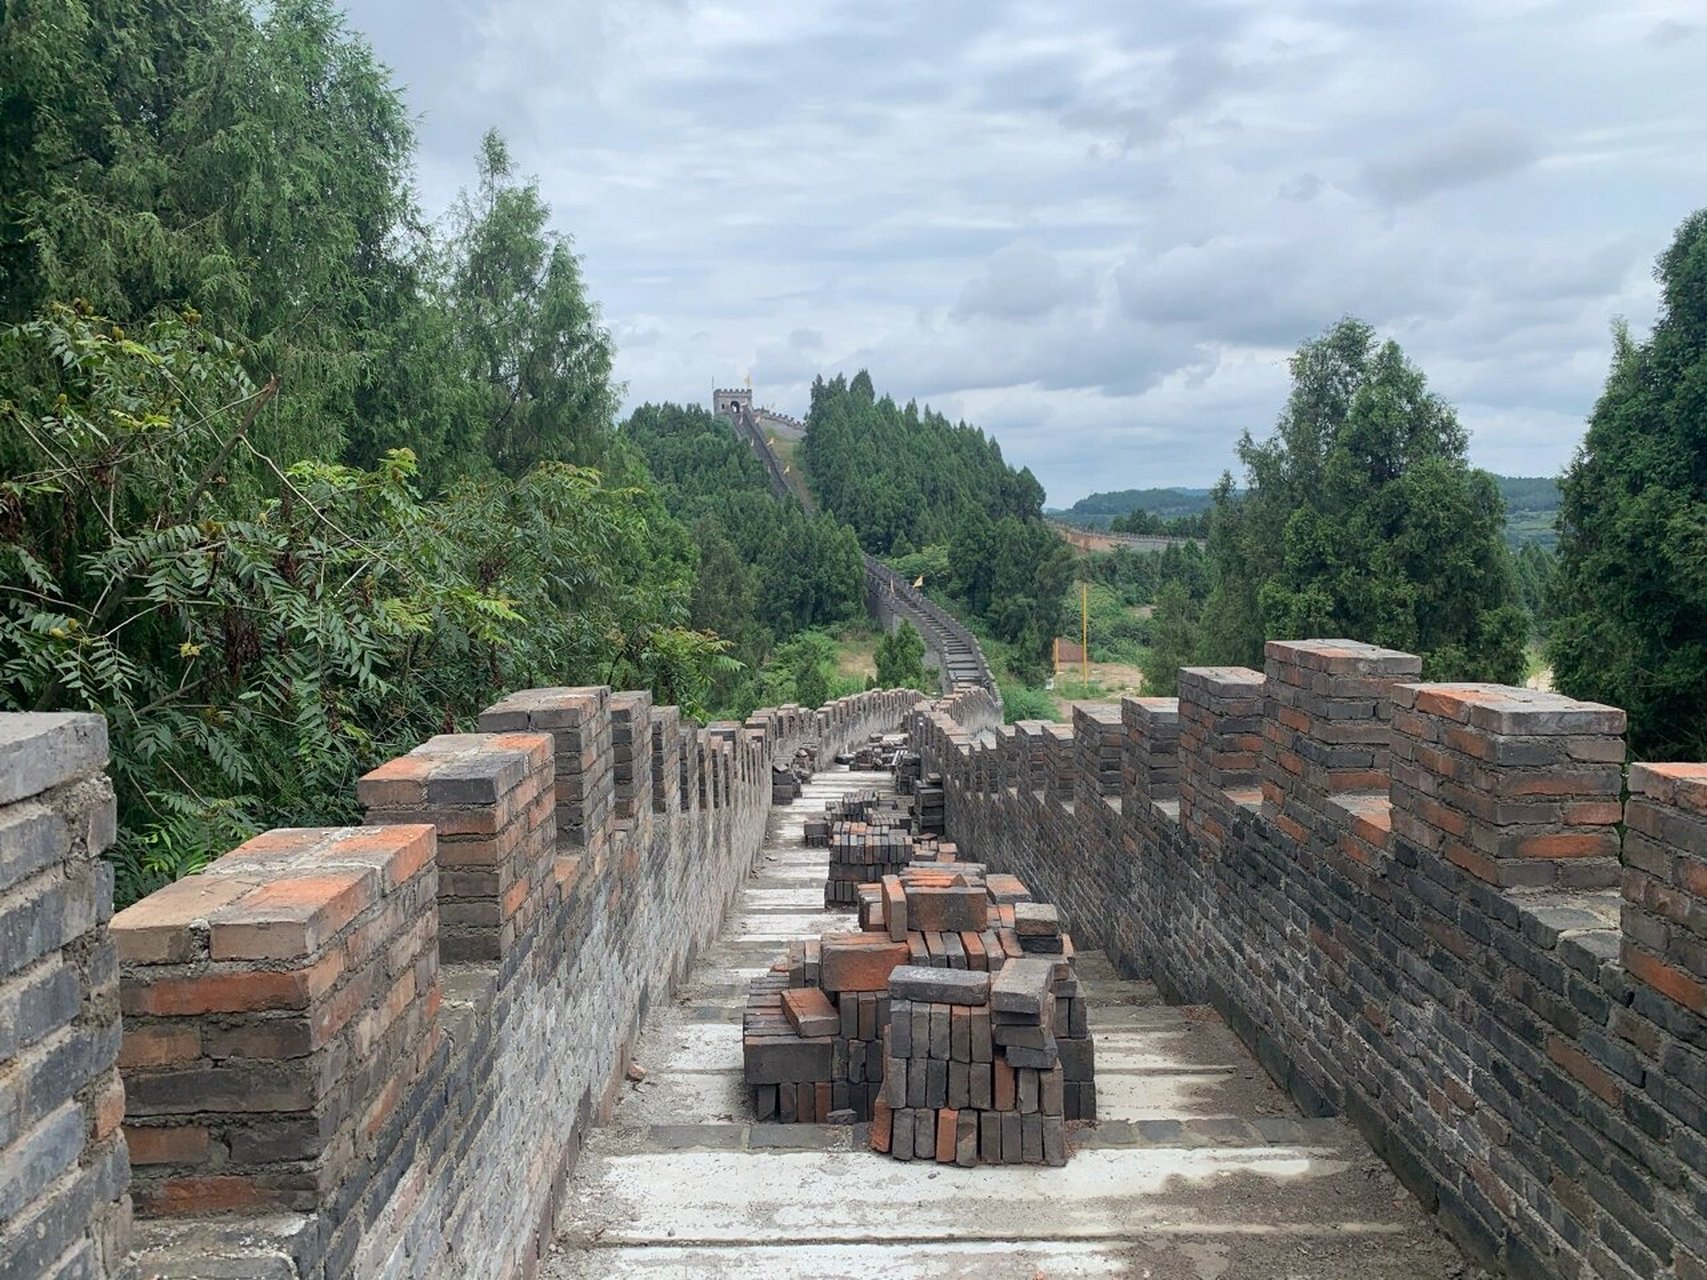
[916,643,1707,1280]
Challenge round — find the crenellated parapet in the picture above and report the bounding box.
[4,685,924,1279]
[913,643,1707,1280]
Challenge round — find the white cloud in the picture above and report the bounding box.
[341,0,1706,500]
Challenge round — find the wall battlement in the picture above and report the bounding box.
[913,639,1707,1280]
[0,688,921,1279]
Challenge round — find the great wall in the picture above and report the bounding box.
[7,631,1707,1278]
[3,399,1705,1280]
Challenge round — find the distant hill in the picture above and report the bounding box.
[1052,476,1562,546]
[1048,488,1215,527]
[1495,475,1561,549]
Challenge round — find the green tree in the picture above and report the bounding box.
[874,620,928,690]
[1551,211,1707,757]
[1145,581,1200,697]
[0,305,717,903]
[1200,318,1525,682]
[1,0,422,468]
[448,130,617,476]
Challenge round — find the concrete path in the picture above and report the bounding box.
[546,770,1466,1279]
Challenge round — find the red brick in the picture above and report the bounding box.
[869,1098,893,1152]
[936,1108,958,1164]
[123,948,343,1016]
[112,875,254,964]
[819,935,909,993]
[126,1124,211,1165]
[1545,1035,1624,1105]
[354,755,435,807]
[93,1070,125,1140]
[1623,943,1707,1013]
[118,1023,202,1069]
[1514,832,1619,860]
[208,868,378,961]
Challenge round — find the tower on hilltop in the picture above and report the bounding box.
[714,387,753,420]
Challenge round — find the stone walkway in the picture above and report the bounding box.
[546,770,1466,1279]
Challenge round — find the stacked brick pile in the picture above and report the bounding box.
[772,762,803,805]
[114,824,440,1214]
[876,957,1068,1165]
[743,861,1095,1160]
[357,732,554,961]
[914,774,946,836]
[894,749,923,795]
[825,822,917,907]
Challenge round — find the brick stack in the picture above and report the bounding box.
[825,822,916,907]
[894,749,923,796]
[875,955,1068,1165]
[358,732,554,961]
[1389,684,1625,889]
[913,774,946,835]
[113,824,440,1214]
[479,686,612,859]
[743,862,1096,1156]
[772,762,803,805]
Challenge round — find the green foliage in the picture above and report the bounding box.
[0,306,719,904]
[1145,581,1200,698]
[874,620,927,691]
[1551,211,1707,758]
[1200,318,1526,683]
[754,630,838,709]
[1513,544,1558,640]
[1,0,418,468]
[447,131,617,477]
[1108,508,1208,538]
[622,402,866,714]
[997,680,1058,724]
[803,372,1071,675]
[1053,487,1215,523]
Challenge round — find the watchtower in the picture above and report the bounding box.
[714,387,753,420]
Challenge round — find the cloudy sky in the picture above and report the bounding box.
[342,0,1704,504]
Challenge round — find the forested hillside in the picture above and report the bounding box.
[622,404,866,711]
[804,372,1073,678]
[0,1,725,900]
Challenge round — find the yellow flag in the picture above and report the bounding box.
[913,575,924,588]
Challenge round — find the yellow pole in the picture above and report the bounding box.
[1080,581,1089,686]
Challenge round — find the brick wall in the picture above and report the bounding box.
[0,714,131,1280]
[0,687,921,1279]
[915,641,1707,1280]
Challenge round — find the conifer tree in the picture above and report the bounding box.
[1551,211,1707,757]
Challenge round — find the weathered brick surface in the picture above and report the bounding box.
[913,653,1707,1280]
[113,824,439,1219]
[0,713,132,1280]
[359,733,554,961]
[1176,666,1265,841]
[1389,683,1625,890]
[478,686,614,858]
[98,685,922,1279]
